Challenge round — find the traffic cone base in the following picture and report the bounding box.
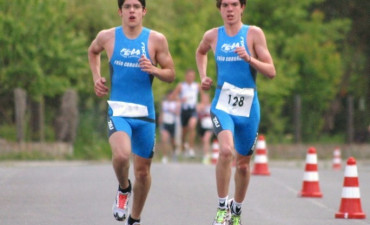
[300,181,323,197]
[335,199,366,219]
[252,163,270,175]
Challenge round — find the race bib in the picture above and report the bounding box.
[184,92,197,106]
[215,82,254,117]
[163,112,175,124]
[107,100,149,117]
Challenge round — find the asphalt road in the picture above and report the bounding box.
[0,160,369,225]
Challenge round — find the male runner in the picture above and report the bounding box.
[88,0,175,224]
[196,0,275,224]
[173,69,200,158]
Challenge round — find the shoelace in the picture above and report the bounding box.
[215,208,228,223]
[117,192,129,209]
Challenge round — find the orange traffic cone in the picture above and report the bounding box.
[335,157,366,219]
[299,147,322,197]
[332,147,342,170]
[211,139,219,165]
[252,135,270,175]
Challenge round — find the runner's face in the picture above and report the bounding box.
[119,0,146,27]
[185,71,195,83]
[219,0,244,25]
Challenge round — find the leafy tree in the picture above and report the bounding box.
[318,0,369,139]
[246,0,351,141]
[0,0,88,99]
[0,0,89,139]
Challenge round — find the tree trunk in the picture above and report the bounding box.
[14,88,27,143]
[30,96,45,142]
[294,95,301,143]
[55,89,79,143]
[346,96,354,144]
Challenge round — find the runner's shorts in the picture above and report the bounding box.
[210,100,260,156]
[107,116,155,158]
[180,107,197,127]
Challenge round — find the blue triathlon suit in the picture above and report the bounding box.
[211,25,259,156]
[107,26,155,159]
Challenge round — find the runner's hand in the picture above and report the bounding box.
[139,55,156,74]
[235,46,251,63]
[201,77,213,91]
[94,77,109,97]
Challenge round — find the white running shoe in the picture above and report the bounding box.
[112,189,131,221]
[161,156,168,164]
[188,148,195,158]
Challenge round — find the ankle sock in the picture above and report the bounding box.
[128,215,140,225]
[119,179,131,193]
[218,196,228,209]
[231,200,242,215]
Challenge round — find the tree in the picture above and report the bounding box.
[246,0,351,141]
[0,0,89,140]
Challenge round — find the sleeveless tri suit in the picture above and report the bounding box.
[107,26,155,158]
[210,25,259,156]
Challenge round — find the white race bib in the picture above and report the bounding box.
[107,100,148,117]
[163,112,175,124]
[215,82,254,117]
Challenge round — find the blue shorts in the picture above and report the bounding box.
[210,99,260,156]
[107,116,156,158]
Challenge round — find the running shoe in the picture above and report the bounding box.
[112,189,131,221]
[229,199,242,225]
[188,148,196,158]
[212,207,230,225]
[229,213,241,225]
[161,156,168,164]
[202,154,210,165]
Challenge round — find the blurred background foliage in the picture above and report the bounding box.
[0,0,368,159]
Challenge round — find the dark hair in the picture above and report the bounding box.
[216,0,246,8]
[118,0,146,9]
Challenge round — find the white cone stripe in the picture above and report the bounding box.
[303,172,319,181]
[212,143,219,149]
[306,154,317,164]
[334,151,341,156]
[341,187,360,198]
[344,165,358,177]
[254,155,268,163]
[333,158,341,163]
[256,141,266,149]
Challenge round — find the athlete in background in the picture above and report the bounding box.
[173,69,200,158]
[197,92,214,164]
[159,90,180,163]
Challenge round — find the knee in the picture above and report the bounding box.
[134,166,151,183]
[219,144,234,161]
[236,159,251,175]
[112,146,130,164]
